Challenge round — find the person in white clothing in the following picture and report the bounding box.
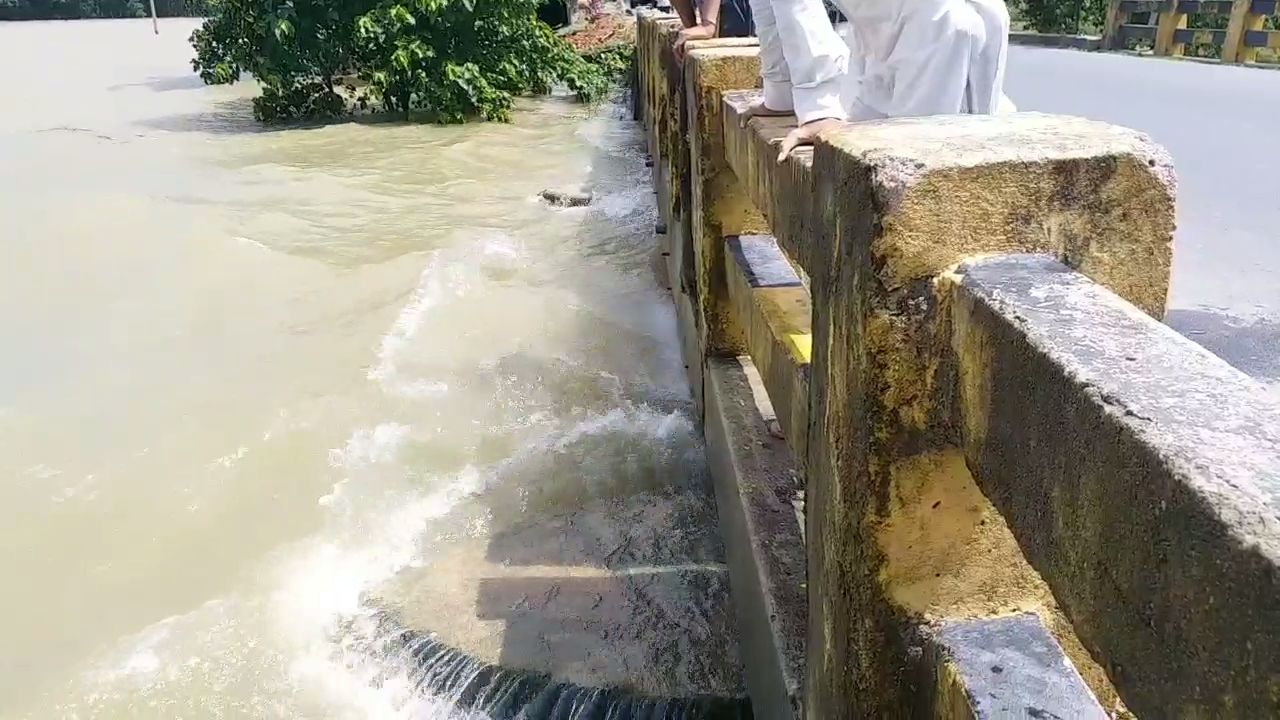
[733,0,1015,160]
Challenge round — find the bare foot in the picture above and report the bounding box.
[776,117,843,163]
[738,99,793,128]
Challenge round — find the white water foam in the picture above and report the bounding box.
[67,463,487,719]
[328,423,412,469]
[274,464,487,719]
[367,251,450,396]
[548,405,693,453]
[368,234,524,400]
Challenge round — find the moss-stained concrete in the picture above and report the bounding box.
[876,449,1123,714]
[705,357,808,720]
[720,91,818,279]
[638,14,684,242]
[796,110,1175,717]
[636,21,1187,718]
[822,114,1175,318]
[684,47,767,357]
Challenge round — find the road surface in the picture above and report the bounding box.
[1006,47,1280,382]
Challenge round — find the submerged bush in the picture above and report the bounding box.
[580,41,634,81]
[191,0,609,123]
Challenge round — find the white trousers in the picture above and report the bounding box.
[746,0,1014,125]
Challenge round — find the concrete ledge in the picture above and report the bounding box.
[1010,31,1103,50]
[922,614,1107,720]
[724,234,812,466]
[950,254,1280,717]
[705,356,807,720]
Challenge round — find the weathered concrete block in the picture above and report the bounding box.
[705,356,807,720]
[801,113,1174,717]
[949,254,1280,718]
[922,614,1107,720]
[724,234,812,467]
[684,47,767,357]
[818,112,1175,317]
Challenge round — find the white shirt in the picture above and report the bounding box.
[747,0,1015,124]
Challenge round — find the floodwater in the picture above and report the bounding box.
[0,18,744,719]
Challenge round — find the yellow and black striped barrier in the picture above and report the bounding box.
[1104,0,1280,63]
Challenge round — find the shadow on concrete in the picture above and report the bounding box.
[1167,308,1280,381]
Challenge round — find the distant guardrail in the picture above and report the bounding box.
[1104,0,1280,63]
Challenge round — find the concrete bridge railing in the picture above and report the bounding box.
[1104,0,1280,62]
[635,13,1280,719]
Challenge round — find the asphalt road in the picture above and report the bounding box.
[1005,47,1280,381]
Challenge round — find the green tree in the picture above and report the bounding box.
[1013,0,1108,33]
[190,0,609,123]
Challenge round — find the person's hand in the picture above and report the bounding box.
[737,97,792,128]
[673,23,715,63]
[776,117,843,163]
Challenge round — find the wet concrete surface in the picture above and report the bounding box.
[1005,48,1280,382]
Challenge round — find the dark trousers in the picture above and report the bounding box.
[718,0,754,37]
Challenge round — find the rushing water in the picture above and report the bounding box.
[0,18,745,718]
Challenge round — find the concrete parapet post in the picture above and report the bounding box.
[1104,0,1129,49]
[683,47,767,358]
[799,113,1175,716]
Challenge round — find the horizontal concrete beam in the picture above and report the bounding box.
[922,614,1107,720]
[1120,23,1157,41]
[1245,29,1280,49]
[1173,27,1227,46]
[950,254,1280,717]
[705,356,808,720]
[724,235,812,465]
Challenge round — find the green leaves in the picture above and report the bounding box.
[191,0,611,123]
